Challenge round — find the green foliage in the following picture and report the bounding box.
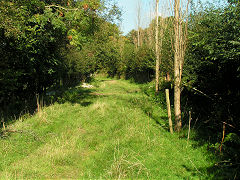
[0,0,122,120]
[182,2,240,178]
[185,3,240,127]
[64,46,96,81]
[125,45,155,83]
[141,82,167,107]
[111,16,175,83]
[0,3,67,115]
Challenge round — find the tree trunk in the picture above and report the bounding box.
[137,29,140,47]
[137,0,141,48]
[174,78,182,131]
[174,0,182,132]
[155,0,159,93]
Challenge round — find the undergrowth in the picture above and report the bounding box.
[141,80,240,179]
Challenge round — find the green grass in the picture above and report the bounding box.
[0,76,214,179]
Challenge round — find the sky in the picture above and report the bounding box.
[116,0,223,35]
[117,0,153,35]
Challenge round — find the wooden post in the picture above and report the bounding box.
[165,89,173,134]
[36,94,40,113]
[220,122,226,153]
[1,119,6,131]
[187,110,192,144]
[60,77,63,87]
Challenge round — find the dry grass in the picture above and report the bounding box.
[106,140,150,179]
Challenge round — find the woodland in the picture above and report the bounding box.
[0,0,240,179]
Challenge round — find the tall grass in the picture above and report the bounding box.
[0,76,214,179]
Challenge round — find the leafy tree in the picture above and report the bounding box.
[183,2,240,178]
[0,0,122,118]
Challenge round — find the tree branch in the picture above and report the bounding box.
[45,5,79,11]
[182,82,214,100]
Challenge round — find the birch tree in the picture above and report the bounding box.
[173,0,189,131]
[136,0,142,48]
[155,0,160,92]
[146,3,154,48]
[155,0,167,93]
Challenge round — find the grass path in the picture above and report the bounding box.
[0,77,213,179]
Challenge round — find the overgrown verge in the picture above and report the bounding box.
[0,77,215,179]
[140,78,240,179]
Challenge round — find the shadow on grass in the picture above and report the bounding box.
[182,162,239,180]
[177,118,240,179]
[126,94,170,132]
[181,165,205,179]
[187,128,240,180]
[138,84,240,179]
[0,82,98,128]
[53,86,94,105]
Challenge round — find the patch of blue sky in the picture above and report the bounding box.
[116,0,227,35]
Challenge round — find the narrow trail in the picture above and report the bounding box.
[0,77,212,179]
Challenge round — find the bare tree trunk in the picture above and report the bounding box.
[174,0,182,132]
[155,0,167,93]
[155,0,159,93]
[166,72,170,81]
[137,0,142,48]
[147,3,154,47]
[138,29,140,47]
[173,0,190,132]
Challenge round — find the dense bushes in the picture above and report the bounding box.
[181,2,240,178]
[124,45,155,83]
[184,1,240,139]
[0,1,67,111]
[0,0,121,118]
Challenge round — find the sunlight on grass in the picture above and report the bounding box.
[106,140,150,179]
[0,76,214,179]
[90,101,108,116]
